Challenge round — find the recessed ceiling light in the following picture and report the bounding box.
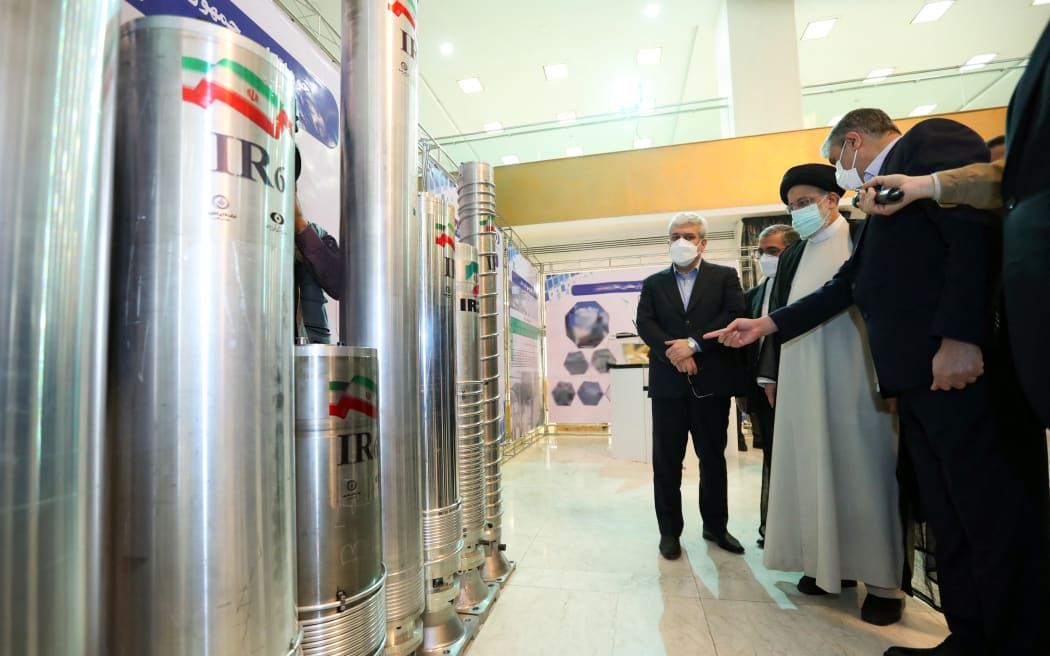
[863,68,894,83]
[827,114,843,127]
[633,138,652,149]
[566,146,583,157]
[644,3,660,18]
[908,104,937,117]
[801,18,837,40]
[637,47,662,65]
[457,77,483,94]
[557,111,577,124]
[501,155,520,165]
[911,1,954,24]
[960,52,997,72]
[544,63,569,81]
[439,42,454,56]
[483,122,503,133]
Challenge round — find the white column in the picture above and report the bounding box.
[716,0,804,137]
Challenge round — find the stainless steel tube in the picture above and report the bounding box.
[295,345,386,656]
[419,193,463,582]
[107,16,299,655]
[340,1,424,653]
[0,2,119,654]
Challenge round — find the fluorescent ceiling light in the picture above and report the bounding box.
[633,138,652,149]
[544,63,569,80]
[863,68,894,83]
[912,1,954,24]
[457,77,483,94]
[1036,0,1050,5]
[439,42,454,56]
[827,114,843,127]
[801,18,837,40]
[960,52,996,72]
[566,146,583,157]
[644,3,660,18]
[908,104,937,117]
[557,111,577,124]
[637,47,662,65]
[483,122,503,133]
[501,155,520,165]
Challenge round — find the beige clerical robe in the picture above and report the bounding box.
[763,216,903,593]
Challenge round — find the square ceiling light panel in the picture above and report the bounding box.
[801,18,837,40]
[911,1,954,24]
[458,77,483,94]
[544,63,569,81]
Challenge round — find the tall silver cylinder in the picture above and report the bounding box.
[454,243,485,548]
[419,194,463,581]
[107,17,299,655]
[295,345,386,656]
[340,1,424,653]
[0,2,119,654]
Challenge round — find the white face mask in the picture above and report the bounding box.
[758,253,779,277]
[791,202,829,240]
[834,140,863,190]
[669,238,699,266]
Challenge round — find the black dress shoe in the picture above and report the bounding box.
[861,594,903,626]
[659,535,681,560]
[796,575,858,595]
[701,529,745,554]
[756,537,765,548]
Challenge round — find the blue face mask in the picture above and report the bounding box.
[790,198,829,239]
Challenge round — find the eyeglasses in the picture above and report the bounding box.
[785,194,827,213]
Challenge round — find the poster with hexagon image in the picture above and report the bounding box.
[544,265,662,423]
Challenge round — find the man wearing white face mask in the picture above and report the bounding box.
[743,224,798,548]
[636,212,748,559]
[706,110,1049,654]
[755,164,904,626]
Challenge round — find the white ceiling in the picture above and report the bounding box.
[290,0,1047,167]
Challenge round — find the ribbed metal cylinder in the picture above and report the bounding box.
[476,231,505,537]
[419,194,463,582]
[295,345,385,656]
[455,243,486,546]
[0,2,119,654]
[341,1,424,653]
[107,16,299,655]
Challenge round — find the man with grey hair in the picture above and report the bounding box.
[707,109,1048,653]
[636,211,747,559]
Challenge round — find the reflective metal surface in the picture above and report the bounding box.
[107,17,299,655]
[419,194,463,581]
[0,2,119,654]
[295,345,386,656]
[340,1,424,653]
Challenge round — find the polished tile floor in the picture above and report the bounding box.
[469,434,949,656]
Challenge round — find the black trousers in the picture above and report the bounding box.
[651,395,731,537]
[745,384,775,537]
[897,367,1049,654]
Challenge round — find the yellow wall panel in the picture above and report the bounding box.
[494,108,1007,226]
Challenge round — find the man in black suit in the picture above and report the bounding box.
[636,212,748,560]
[744,224,798,548]
[707,108,1048,655]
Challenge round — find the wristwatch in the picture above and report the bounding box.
[687,337,700,353]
